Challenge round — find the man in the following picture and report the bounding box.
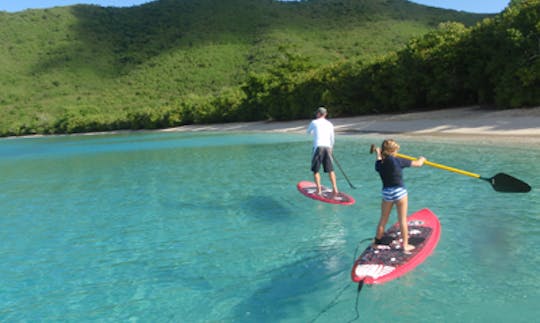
[307,107,339,196]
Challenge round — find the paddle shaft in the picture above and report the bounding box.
[332,153,357,189]
[396,153,482,179]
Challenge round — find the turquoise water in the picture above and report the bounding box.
[0,131,538,322]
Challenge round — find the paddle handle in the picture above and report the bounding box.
[396,153,481,179]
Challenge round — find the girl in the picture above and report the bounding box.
[373,140,425,252]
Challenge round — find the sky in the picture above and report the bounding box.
[0,0,512,14]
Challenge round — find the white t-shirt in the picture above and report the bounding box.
[307,117,335,149]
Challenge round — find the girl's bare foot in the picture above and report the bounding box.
[403,244,415,253]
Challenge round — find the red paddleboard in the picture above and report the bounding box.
[296,181,355,205]
[351,208,441,284]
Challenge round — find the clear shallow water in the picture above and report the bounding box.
[0,132,538,322]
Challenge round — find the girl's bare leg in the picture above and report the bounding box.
[396,195,415,252]
[375,200,393,241]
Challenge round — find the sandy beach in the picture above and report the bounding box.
[10,106,539,146]
[163,106,540,146]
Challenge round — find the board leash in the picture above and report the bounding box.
[347,281,364,323]
[310,237,372,323]
[309,282,352,323]
[347,238,371,322]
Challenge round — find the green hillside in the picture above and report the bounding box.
[0,0,488,135]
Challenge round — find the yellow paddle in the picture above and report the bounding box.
[396,152,481,178]
[370,144,531,193]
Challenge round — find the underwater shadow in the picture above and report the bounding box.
[242,195,293,221]
[231,251,354,322]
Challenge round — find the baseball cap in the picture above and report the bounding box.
[316,107,327,115]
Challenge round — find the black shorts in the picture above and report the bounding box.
[311,147,334,173]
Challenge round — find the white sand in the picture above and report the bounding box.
[11,106,539,146]
[163,106,540,146]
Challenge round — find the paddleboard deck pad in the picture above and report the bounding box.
[297,181,355,205]
[351,208,441,284]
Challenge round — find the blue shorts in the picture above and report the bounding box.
[382,186,408,202]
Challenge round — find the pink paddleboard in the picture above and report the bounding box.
[296,181,355,206]
[351,208,441,284]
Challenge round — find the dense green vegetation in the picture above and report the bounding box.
[227,0,540,122]
[316,0,540,114]
[1,0,535,136]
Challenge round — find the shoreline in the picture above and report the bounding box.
[162,106,540,146]
[6,106,540,146]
